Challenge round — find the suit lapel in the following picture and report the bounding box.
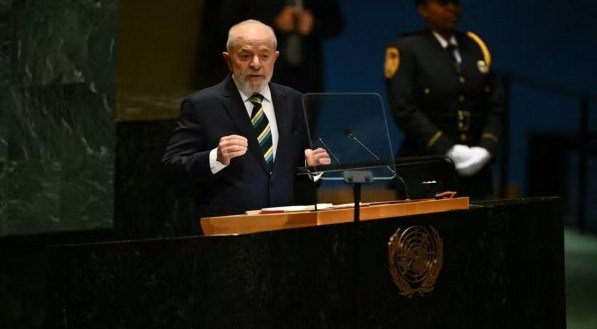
[270,84,294,172]
[220,76,270,172]
[271,84,291,140]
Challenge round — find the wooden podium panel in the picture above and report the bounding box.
[201,197,469,236]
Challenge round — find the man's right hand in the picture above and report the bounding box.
[216,135,248,165]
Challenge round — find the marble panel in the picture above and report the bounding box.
[3,159,61,234]
[0,5,11,160]
[0,6,11,86]
[11,0,116,86]
[0,89,9,159]
[1,83,114,236]
[0,0,116,236]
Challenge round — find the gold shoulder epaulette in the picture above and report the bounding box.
[466,31,492,69]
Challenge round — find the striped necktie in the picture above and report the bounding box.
[249,93,274,171]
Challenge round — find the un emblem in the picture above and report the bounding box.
[387,225,443,297]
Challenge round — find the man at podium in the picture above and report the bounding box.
[162,19,330,226]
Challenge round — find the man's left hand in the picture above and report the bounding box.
[305,148,331,166]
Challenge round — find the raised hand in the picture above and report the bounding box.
[216,135,248,165]
[304,147,331,166]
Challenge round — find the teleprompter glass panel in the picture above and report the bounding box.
[301,93,396,181]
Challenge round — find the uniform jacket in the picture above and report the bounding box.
[162,75,309,218]
[385,30,503,158]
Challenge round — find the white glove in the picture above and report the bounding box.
[445,144,473,164]
[455,146,490,177]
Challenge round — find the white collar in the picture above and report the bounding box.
[432,31,458,49]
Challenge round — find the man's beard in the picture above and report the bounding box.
[236,72,271,95]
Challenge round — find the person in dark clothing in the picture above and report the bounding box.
[384,0,503,199]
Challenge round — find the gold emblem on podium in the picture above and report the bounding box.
[388,225,443,297]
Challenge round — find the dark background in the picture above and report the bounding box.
[325,0,597,203]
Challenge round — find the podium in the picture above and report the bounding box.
[201,197,469,235]
[45,197,565,329]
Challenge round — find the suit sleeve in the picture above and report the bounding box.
[385,42,455,155]
[161,99,214,183]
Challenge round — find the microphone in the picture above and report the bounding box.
[315,135,342,165]
[343,129,354,140]
[343,129,411,200]
[343,129,394,174]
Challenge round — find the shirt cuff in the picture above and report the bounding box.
[209,148,228,174]
[312,172,323,182]
[304,159,324,182]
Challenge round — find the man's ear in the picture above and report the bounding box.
[222,52,232,70]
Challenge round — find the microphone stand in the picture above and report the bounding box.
[342,169,372,329]
[343,170,373,223]
[344,129,411,200]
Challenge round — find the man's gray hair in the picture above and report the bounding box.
[226,19,278,51]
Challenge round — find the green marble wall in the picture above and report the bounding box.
[0,0,116,236]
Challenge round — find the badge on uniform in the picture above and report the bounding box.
[477,60,489,74]
[385,47,400,78]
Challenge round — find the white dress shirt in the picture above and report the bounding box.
[432,31,461,64]
[209,82,279,174]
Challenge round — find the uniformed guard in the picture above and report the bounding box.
[385,0,503,199]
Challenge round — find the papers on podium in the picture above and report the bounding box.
[245,200,414,215]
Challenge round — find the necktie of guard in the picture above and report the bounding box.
[446,43,461,72]
[249,93,274,171]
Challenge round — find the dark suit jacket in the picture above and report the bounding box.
[162,75,309,219]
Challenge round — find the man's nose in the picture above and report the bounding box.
[250,55,261,68]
